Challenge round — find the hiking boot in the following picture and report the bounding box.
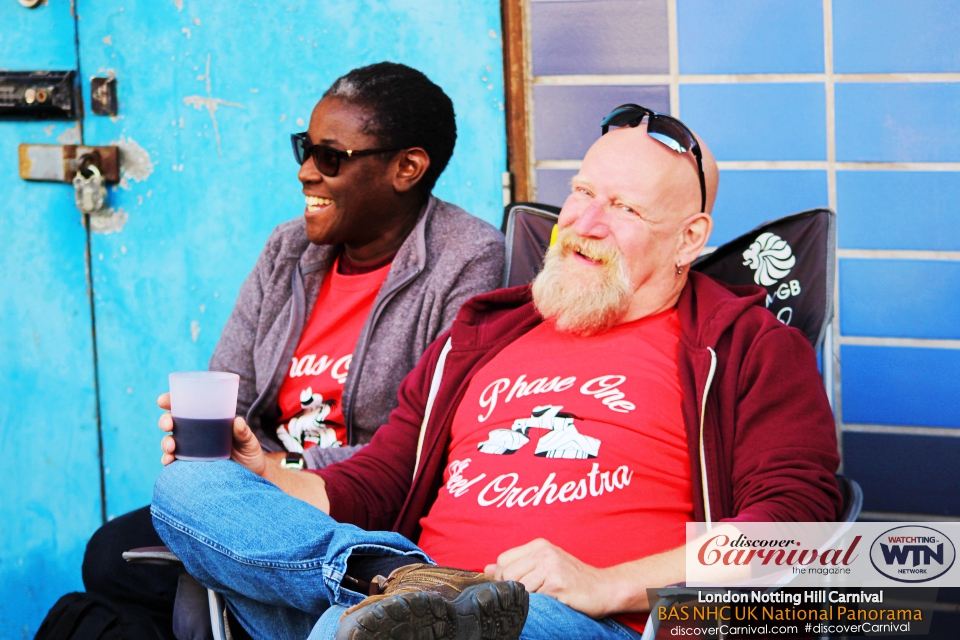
[364,564,494,602]
[336,565,528,640]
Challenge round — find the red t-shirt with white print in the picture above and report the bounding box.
[275,257,391,452]
[417,309,693,633]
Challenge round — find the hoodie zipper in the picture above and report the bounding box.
[700,347,717,531]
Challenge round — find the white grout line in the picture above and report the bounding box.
[522,0,538,201]
[838,249,960,261]
[533,72,960,85]
[823,1,837,210]
[823,0,844,470]
[536,159,582,170]
[667,0,680,118]
[836,162,960,171]
[535,74,672,86]
[682,73,826,84]
[836,72,960,83]
[717,161,828,170]
[541,160,960,172]
[715,161,960,171]
[838,336,960,350]
[843,423,960,438]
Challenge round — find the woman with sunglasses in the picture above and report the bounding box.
[77,62,505,639]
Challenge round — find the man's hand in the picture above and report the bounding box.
[158,393,330,512]
[484,538,616,619]
[157,392,266,476]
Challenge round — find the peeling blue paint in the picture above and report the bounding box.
[0,3,102,635]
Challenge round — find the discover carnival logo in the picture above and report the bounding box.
[696,533,862,573]
[869,526,957,583]
[742,232,796,287]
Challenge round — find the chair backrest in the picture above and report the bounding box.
[501,202,561,289]
[691,208,836,350]
[501,203,836,350]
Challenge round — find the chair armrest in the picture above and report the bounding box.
[122,545,183,566]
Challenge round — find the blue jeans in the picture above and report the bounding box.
[151,460,642,640]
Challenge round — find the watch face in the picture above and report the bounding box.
[283,453,305,470]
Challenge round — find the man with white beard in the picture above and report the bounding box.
[150,105,842,640]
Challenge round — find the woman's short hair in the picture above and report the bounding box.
[324,62,457,195]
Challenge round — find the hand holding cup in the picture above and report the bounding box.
[158,372,267,475]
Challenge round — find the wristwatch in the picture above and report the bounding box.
[281,452,305,470]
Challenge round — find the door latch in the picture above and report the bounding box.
[19,144,120,183]
[19,145,120,216]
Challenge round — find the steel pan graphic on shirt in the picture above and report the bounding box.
[477,405,601,459]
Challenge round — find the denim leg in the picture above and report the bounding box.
[519,593,643,640]
[306,605,348,640]
[222,591,319,640]
[151,460,429,638]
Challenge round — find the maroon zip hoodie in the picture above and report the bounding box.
[318,272,842,541]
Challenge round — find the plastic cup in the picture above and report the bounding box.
[168,371,239,461]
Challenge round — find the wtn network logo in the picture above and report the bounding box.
[869,526,957,583]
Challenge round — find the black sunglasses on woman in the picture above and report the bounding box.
[291,131,398,177]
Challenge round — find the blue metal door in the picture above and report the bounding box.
[3,1,506,635]
[0,1,104,635]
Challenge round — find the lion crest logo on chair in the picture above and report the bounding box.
[742,232,796,286]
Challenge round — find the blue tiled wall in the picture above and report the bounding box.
[833,0,960,73]
[532,0,668,75]
[528,0,960,516]
[836,83,960,163]
[536,168,578,208]
[680,83,827,161]
[843,432,960,515]
[840,260,960,340]
[711,171,828,245]
[533,85,669,160]
[678,0,824,74]
[841,345,960,429]
[836,172,960,251]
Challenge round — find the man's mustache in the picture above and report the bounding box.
[555,229,622,267]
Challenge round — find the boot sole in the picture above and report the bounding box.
[336,581,528,640]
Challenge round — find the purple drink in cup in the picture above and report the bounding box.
[169,371,239,461]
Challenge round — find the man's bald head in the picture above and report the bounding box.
[532,117,719,331]
[583,122,719,218]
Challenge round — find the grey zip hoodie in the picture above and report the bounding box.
[209,196,504,468]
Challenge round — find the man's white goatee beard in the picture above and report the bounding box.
[531,229,632,336]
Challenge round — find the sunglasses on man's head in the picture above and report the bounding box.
[600,104,707,213]
[290,132,398,177]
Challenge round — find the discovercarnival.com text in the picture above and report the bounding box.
[670,622,912,636]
